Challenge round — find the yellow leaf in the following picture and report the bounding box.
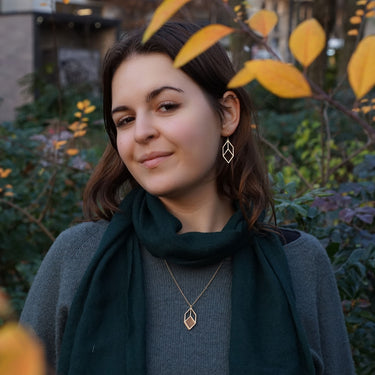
[5,184,12,189]
[81,117,89,122]
[174,24,234,68]
[54,140,67,150]
[68,121,80,131]
[74,130,87,138]
[0,323,46,375]
[227,60,261,88]
[350,16,362,24]
[289,18,326,68]
[356,9,365,16]
[63,0,70,4]
[366,10,375,17]
[356,0,366,4]
[4,191,14,197]
[0,168,12,178]
[142,0,191,43]
[373,116,375,121]
[74,112,82,118]
[83,105,96,114]
[234,5,241,12]
[255,60,312,98]
[361,105,372,113]
[348,35,375,99]
[247,10,278,37]
[66,148,79,156]
[367,1,375,10]
[76,101,84,110]
[372,98,375,103]
[348,29,359,36]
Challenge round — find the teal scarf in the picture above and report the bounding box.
[58,188,315,374]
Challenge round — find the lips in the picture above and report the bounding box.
[138,151,173,168]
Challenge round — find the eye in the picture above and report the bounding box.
[158,102,180,112]
[115,115,135,128]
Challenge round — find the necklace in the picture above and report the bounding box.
[164,259,224,330]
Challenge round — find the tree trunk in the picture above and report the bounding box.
[308,0,337,89]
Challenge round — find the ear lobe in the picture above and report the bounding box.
[220,91,240,137]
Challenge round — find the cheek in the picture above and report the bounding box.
[116,134,132,163]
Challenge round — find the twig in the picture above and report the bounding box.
[0,198,55,242]
[259,135,314,190]
[37,171,57,222]
[326,139,374,179]
[322,102,331,186]
[217,0,281,61]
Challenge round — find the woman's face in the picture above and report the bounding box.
[111,53,226,201]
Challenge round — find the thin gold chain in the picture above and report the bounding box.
[164,259,224,308]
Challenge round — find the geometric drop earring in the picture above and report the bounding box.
[222,137,234,163]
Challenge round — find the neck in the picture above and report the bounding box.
[159,192,234,234]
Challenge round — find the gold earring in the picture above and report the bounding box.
[222,137,234,163]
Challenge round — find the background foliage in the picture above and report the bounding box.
[1,0,375,374]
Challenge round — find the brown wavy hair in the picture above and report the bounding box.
[83,22,275,230]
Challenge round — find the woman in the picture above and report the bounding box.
[20,22,354,375]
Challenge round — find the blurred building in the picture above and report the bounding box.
[0,0,121,122]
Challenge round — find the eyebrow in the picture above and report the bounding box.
[111,86,184,115]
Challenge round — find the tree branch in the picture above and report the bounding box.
[0,198,55,242]
[259,135,314,190]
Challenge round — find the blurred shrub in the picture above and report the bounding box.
[273,155,375,374]
[0,85,103,314]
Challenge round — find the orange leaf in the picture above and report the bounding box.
[63,0,70,4]
[356,9,365,15]
[83,105,95,114]
[361,105,372,113]
[289,18,326,68]
[348,35,375,99]
[76,101,84,110]
[356,0,366,4]
[142,0,191,43]
[348,29,359,36]
[66,148,79,156]
[366,10,375,17]
[255,60,312,98]
[0,168,12,178]
[367,1,375,10]
[173,24,234,68]
[247,10,278,37]
[0,323,46,375]
[74,130,87,138]
[350,16,362,24]
[227,60,262,88]
[54,140,67,150]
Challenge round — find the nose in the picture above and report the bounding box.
[134,113,159,143]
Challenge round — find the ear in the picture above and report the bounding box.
[220,91,240,137]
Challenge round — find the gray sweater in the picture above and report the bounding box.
[20,221,355,375]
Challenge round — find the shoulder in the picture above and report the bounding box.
[281,229,334,302]
[282,229,329,266]
[49,220,109,263]
[37,220,110,295]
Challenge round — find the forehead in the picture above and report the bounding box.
[111,53,198,100]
